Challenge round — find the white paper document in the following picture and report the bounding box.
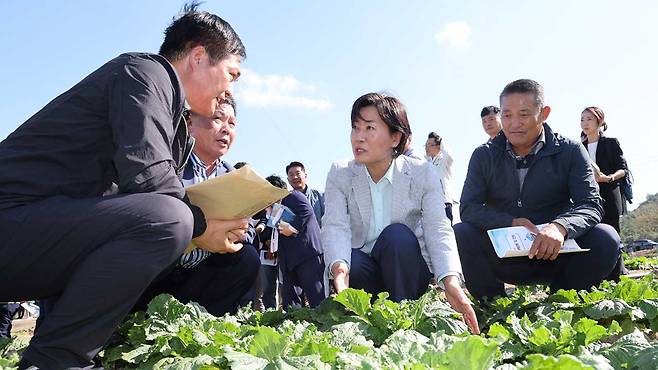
[266,203,298,234]
[487,224,589,258]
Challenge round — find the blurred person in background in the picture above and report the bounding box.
[481,105,502,142]
[425,132,456,223]
[580,106,628,232]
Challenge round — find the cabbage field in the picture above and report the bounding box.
[2,267,658,369]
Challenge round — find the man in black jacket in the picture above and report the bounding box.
[0,4,248,369]
[455,79,621,302]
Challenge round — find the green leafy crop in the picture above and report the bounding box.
[3,277,658,369]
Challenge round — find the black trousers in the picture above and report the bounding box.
[0,302,20,338]
[0,194,193,369]
[136,245,261,316]
[455,222,622,302]
[350,223,432,302]
[601,186,623,232]
[445,203,454,224]
[281,255,325,309]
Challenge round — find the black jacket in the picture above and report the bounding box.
[582,135,627,193]
[0,53,205,236]
[460,123,603,239]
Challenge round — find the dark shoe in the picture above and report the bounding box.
[17,357,38,370]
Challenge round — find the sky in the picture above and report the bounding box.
[1,1,657,212]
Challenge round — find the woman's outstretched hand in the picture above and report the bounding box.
[331,261,350,293]
[442,275,480,334]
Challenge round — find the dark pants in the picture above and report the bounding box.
[350,223,432,302]
[601,186,623,232]
[454,222,622,302]
[258,264,279,310]
[136,245,260,316]
[0,303,20,338]
[0,194,193,369]
[445,203,453,224]
[281,255,325,309]
[599,187,625,276]
[36,298,56,332]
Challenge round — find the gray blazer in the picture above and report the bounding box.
[321,155,462,294]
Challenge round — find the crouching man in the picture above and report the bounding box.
[455,79,622,302]
[136,97,260,316]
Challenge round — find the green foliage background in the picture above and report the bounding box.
[620,193,658,242]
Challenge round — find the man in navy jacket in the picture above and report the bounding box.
[455,79,621,302]
[271,176,325,308]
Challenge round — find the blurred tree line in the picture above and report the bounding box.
[621,193,658,242]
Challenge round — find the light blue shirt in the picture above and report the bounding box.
[362,161,395,254]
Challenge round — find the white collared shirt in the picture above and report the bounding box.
[362,160,395,254]
[425,146,455,204]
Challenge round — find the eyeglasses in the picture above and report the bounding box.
[424,143,441,148]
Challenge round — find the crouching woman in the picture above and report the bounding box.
[321,92,479,334]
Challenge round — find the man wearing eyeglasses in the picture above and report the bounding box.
[402,133,424,161]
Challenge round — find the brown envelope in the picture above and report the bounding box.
[184,165,289,253]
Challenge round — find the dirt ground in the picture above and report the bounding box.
[11,318,35,335]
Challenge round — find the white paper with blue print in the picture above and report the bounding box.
[487,224,588,258]
[266,203,298,234]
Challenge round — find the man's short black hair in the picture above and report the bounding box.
[266,174,287,190]
[234,161,247,169]
[286,161,305,174]
[222,95,236,114]
[159,1,246,64]
[499,79,544,108]
[188,95,236,119]
[480,106,500,118]
[427,132,443,146]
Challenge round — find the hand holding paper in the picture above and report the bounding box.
[186,165,290,220]
[266,203,297,229]
[487,223,588,258]
[511,217,539,234]
[185,165,289,253]
[193,219,247,254]
[278,221,298,237]
[528,223,566,260]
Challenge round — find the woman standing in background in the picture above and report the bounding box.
[581,106,628,281]
[580,106,628,232]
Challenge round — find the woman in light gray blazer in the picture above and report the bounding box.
[322,93,479,334]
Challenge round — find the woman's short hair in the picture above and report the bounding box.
[350,92,411,156]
